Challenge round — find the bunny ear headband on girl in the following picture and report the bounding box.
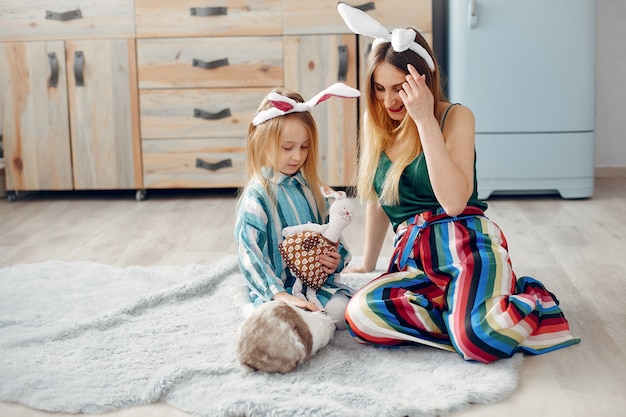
[252,82,360,126]
[336,2,435,72]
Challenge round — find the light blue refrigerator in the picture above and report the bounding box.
[446,0,596,199]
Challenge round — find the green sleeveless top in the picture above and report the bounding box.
[373,104,488,230]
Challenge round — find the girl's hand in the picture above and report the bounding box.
[399,64,434,123]
[274,292,320,312]
[319,248,341,275]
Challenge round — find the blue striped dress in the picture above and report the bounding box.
[234,169,352,308]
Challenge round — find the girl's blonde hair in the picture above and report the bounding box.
[243,87,326,216]
[356,31,446,206]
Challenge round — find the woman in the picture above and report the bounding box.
[337,3,580,363]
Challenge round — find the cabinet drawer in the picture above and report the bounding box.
[283,0,432,35]
[140,88,267,139]
[135,0,282,38]
[142,138,245,188]
[137,37,283,89]
[0,0,134,41]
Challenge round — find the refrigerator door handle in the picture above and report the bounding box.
[468,0,478,28]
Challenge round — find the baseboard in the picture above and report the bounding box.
[595,167,626,178]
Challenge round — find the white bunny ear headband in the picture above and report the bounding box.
[336,2,435,72]
[252,82,360,126]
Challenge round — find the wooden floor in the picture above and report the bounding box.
[1,178,625,417]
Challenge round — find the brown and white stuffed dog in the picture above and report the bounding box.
[236,300,335,374]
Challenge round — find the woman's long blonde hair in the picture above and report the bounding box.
[356,31,446,206]
[243,88,326,216]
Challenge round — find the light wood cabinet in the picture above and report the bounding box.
[0,0,432,197]
[136,37,284,89]
[0,41,73,191]
[139,88,267,188]
[283,0,431,36]
[134,0,282,38]
[135,1,284,189]
[0,0,142,200]
[0,0,135,40]
[135,0,431,189]
[65,39,141,190]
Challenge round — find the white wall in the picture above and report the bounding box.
[595,0,626,168]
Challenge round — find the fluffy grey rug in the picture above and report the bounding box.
[0,256,523,417]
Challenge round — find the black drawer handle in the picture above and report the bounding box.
[196,158,232,171]
[48,52,59,88]
[192,58,230,70]
[74,51,84,87]
[338,45,348,81]
[352,2,376,12]
[190,7,227,16]
[193,108,231,120]
[45,9,82,21]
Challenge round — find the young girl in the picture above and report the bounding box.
[233,83,360,330]
[337,3,580,362]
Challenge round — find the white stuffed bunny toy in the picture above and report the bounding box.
[279,186,355,310]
